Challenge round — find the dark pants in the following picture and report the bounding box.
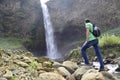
[81,39,104,69]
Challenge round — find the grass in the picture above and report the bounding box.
[99,34,120,57]
[99,34,120,47]
[0,36,30,49]
[99,25,120,47]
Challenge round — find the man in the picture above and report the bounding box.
[81,19,104,71]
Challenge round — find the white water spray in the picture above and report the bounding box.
[40,0,60,59]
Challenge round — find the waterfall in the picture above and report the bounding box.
[40,0,61,59]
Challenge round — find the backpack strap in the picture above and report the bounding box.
[89,24,94,33]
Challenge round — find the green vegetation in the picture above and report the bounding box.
[10,77,18,80]
[29,61,39,77]
[29,61,39,70]
[66,47,81,62]
[67,34,120,61]
[103,26,120,37]
[0,36,31,49]
[99,34,120,47]
[99,34,120,57]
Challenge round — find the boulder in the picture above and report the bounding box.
[114,57,120,72]
[115,61,120,72]
[62,61,78,73]
[21,56,33,63]
[81,69,105,80]
[57,67,71,78]
[104,54,116,64]
[52,61,63,68]
[36,63,43,71]
[101,71,118,80]
[0,78,7,80]
[14,60,29,67]
[3,70,13,78]
[39,72,66,80]
[73,66,91,80]
[113,57,120,63]
[66,74,76,80]
[43,61,53,68]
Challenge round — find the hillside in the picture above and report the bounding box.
[0,0,46,55]
[0,0,120,56]
[47,0,120,55]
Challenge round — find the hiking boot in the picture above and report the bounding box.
[99,67,109,72]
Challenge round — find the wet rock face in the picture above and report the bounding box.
[0,0,46,55]
[0,0,43,36]
[47,0,120,54]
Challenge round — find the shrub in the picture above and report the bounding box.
[0,36,30,49]
[66,47,82,62]
[99,34,120,47]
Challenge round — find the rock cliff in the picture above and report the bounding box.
[47,0,120,54]
[0,0,120,57]
[0,0,46,55]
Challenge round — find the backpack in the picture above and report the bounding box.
[91,24,101,37]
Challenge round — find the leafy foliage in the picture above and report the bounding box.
[0,36,31,49]
[29,61,39,72]
[99,34,120,57]
[66,47,82,62]
[99,34,120,47]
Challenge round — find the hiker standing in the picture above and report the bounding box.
[81,19,104,71]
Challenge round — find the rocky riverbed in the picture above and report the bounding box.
[0,49,119,80]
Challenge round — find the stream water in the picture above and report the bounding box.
[93,62,120,79]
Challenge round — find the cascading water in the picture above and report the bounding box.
[40,0,61,59]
